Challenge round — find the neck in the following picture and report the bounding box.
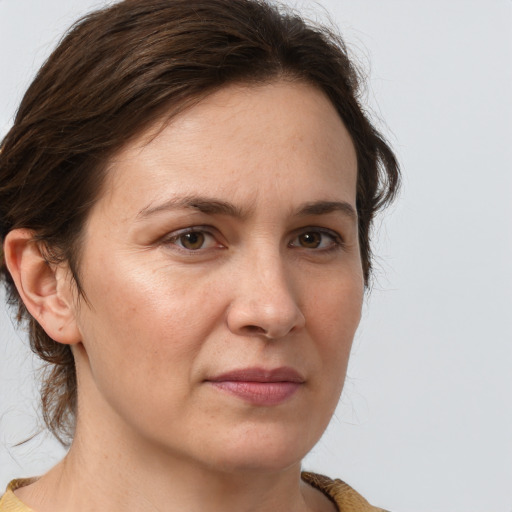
[16,411,332,512]
[22,444,317,512]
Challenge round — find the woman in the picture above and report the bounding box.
[0,1,399,511]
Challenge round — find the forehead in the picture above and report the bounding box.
[98,80,358,216]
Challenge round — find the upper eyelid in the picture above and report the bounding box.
[161,225,218,240]
[291,226,343,241]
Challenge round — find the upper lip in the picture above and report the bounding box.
[207,367,305,383]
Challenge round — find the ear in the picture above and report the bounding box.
[3,229,81,345]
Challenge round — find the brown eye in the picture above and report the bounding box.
[289,229,342,251]
[298,232,322,248]
[179,232,206,250]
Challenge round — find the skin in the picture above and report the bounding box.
[6,80,363,512]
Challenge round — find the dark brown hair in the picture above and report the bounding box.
[0,0,399,444]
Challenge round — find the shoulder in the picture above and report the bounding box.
[0,479,37,512]
[301,472,390,512]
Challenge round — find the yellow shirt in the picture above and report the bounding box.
[0,479,36,512]
[0,472,388,512]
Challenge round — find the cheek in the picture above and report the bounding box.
[72,266,226,432]
[306,274,363,335]
[75,260,225,379]
[304,275,363,380]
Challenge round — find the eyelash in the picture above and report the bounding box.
[160,226,344,254]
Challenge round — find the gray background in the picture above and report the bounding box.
[1,1,511,511]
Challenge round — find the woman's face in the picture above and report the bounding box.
[69,80,363,472]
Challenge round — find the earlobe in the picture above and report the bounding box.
[3,229,81,345]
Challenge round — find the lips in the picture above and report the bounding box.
[206,367,305,406]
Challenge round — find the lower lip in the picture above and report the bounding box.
[209,381,301,406]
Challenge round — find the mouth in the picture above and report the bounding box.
[206,367,305,406]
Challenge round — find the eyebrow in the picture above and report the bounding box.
[137,195,357,221]
[137,195,246,219]
[296,200,357,220]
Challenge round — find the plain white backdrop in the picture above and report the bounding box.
[0,1,511,511]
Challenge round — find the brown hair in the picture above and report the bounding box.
[0,0,399,444]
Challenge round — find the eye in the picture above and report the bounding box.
[163,228,221,251]
[289,229,342,250]
[297,232,323,249]
[178,231,207,250]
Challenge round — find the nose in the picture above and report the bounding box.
[226,252,306,340]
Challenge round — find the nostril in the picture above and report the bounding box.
[244,325,268,336]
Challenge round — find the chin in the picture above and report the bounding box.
[207,449,304,475]
[196,424,317,475]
